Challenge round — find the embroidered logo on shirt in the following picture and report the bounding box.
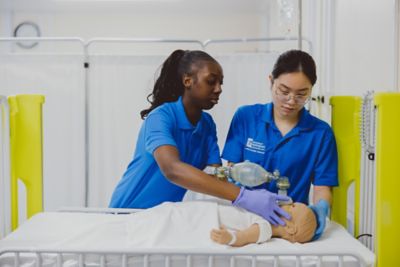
[245,138,266,154]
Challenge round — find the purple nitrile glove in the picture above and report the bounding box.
[233,187,291,226]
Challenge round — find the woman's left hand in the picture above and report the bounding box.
[309,199,330,240]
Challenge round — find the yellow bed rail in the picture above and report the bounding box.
[8,95,45,230]
[374,93,400,267]
[330,96,362,236]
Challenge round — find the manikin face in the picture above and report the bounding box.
[277,202,317,243]
[183,61,224,110]
[270,72,312,119]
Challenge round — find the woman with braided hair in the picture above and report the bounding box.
[109,50,290,227]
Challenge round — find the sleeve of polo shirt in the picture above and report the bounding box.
[207,119,222,165]
[313,129,339,186]
[221,107,245,163]
[144,111,177,155]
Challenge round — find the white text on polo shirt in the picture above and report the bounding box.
[245,138,266,154]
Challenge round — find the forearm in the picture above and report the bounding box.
[165,160,240,201]
[233,224,260,247]
[313,186,332,205]
[154,145,240,201]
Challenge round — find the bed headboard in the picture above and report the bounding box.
[8,95,45,230]
[329,96,362,236]
[373,92,400,266]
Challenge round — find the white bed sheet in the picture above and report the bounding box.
[0,201,375,267]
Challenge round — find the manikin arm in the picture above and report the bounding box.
[210,224,260,247]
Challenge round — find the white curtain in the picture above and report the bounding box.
[212,53,279,149]
[0,54,86,211]
[88,55,166,207]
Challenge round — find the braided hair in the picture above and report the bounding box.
[140,49,218,119]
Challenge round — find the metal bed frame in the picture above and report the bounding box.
[0,248,368,267]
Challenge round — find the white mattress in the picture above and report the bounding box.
[0,202,375,267]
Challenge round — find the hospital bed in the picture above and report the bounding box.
[0,96,376,267]
[0,207,374,267]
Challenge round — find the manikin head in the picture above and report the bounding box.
[272,202,317,243]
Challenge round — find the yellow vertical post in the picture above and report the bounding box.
[330,96,361,236]
[8,95,45,230]
[374,93,400,267]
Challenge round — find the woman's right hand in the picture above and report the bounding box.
[233,187,291,226]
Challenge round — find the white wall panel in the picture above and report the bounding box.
[334,0,396,95]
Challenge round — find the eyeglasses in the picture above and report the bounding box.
[274,87,311,105]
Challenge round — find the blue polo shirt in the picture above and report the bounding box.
[222,103,338,204]
[109,97,221,208]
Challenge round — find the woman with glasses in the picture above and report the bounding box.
[222,50,338,241]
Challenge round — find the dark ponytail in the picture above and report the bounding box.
[140,49,218,119]
[271,50,317,86]
[140,50,185,119]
